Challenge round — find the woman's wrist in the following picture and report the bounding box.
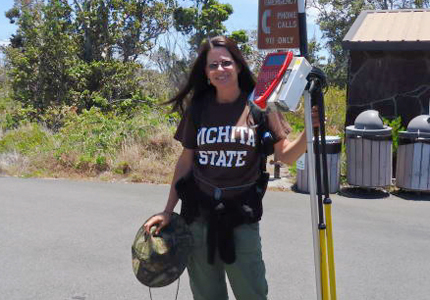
[162,209,173,215]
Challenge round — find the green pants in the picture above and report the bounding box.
[187,219,268,300]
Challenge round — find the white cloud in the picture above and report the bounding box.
[0,40,10,47]
[306,6,319,22]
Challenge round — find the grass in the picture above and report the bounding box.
[0,93,182,183]
[0,126,182,183]
[0,85,347,185]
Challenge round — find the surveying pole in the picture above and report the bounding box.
[256,0,336,298]
[297,1,325,299]
[300,0,337,296]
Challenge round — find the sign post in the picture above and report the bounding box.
[297,0,308,58]
[258,2,325,300]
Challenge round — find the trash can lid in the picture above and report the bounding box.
[315,136,341,144]
[354,110,384,129]
[407,115,430,133]
[324,136,342,144]
[346,110,392,137]
[311,136,342,154]
[399,115,430,139]
[321,136,342,154]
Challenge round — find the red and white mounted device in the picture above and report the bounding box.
[249,51,312,112]
[251,51,293,110]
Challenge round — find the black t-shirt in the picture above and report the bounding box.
[174,92,290,196]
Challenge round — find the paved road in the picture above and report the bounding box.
[1,177,430,300]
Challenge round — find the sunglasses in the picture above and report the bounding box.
[207,60,234,70]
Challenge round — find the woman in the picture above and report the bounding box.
[144,36,319,300]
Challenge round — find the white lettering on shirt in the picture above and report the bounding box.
[198,151,208,164]
[215,150,227,166]
[230,126,237,142]
[226,150,236,167]
[237,127,247,144]
[197,150,249,167]
[198,126,256,146]
[196,126,257,168]
[217,126,230,143]
[208,150,218,165]
[235,151,247,167]
[206,128,217,144]
[197,127,207,146]
[246,128,255,147]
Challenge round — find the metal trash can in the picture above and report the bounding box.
[296,136,342,194]
[346,110,392,187]
[396,115,430,191]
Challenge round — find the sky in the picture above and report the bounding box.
[0,0,17,46]
[0,0,323,50]
[222,0,322,40]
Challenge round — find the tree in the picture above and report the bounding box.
[72,0,176,63]
[4,0,77,110]
[151,0,252,94]
[307,37,326,67]
[310,0,370,87]
[173,0,233,52]
[0,56,7,89]
[229,30,252,58]
[311,0,430,87]
[4,0,177,115]
[150,45,189,89]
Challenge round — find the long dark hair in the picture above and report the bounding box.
[165,36,256,115]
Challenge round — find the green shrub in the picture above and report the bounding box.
[48,105,178,173]
[0,95,38,130]
[323,87,347,136]
[288,87,346,177]
[53,107,127,165]
[95,155,108,171]
[113,161,131,174]
[284,86,346,136]
[0,123,53,155]
[383,116,405,155]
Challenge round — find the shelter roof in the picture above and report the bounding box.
[342,9,430,50]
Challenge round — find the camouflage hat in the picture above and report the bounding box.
[132,212,193,287]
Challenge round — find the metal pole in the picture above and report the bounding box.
[299,0,323,298]
[304,90,322,300]
[312,106,331,300]
[316,83,337,300]
[298,0,308,59]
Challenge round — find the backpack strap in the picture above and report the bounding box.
[190,98,203,131]
[249,104,275,173]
